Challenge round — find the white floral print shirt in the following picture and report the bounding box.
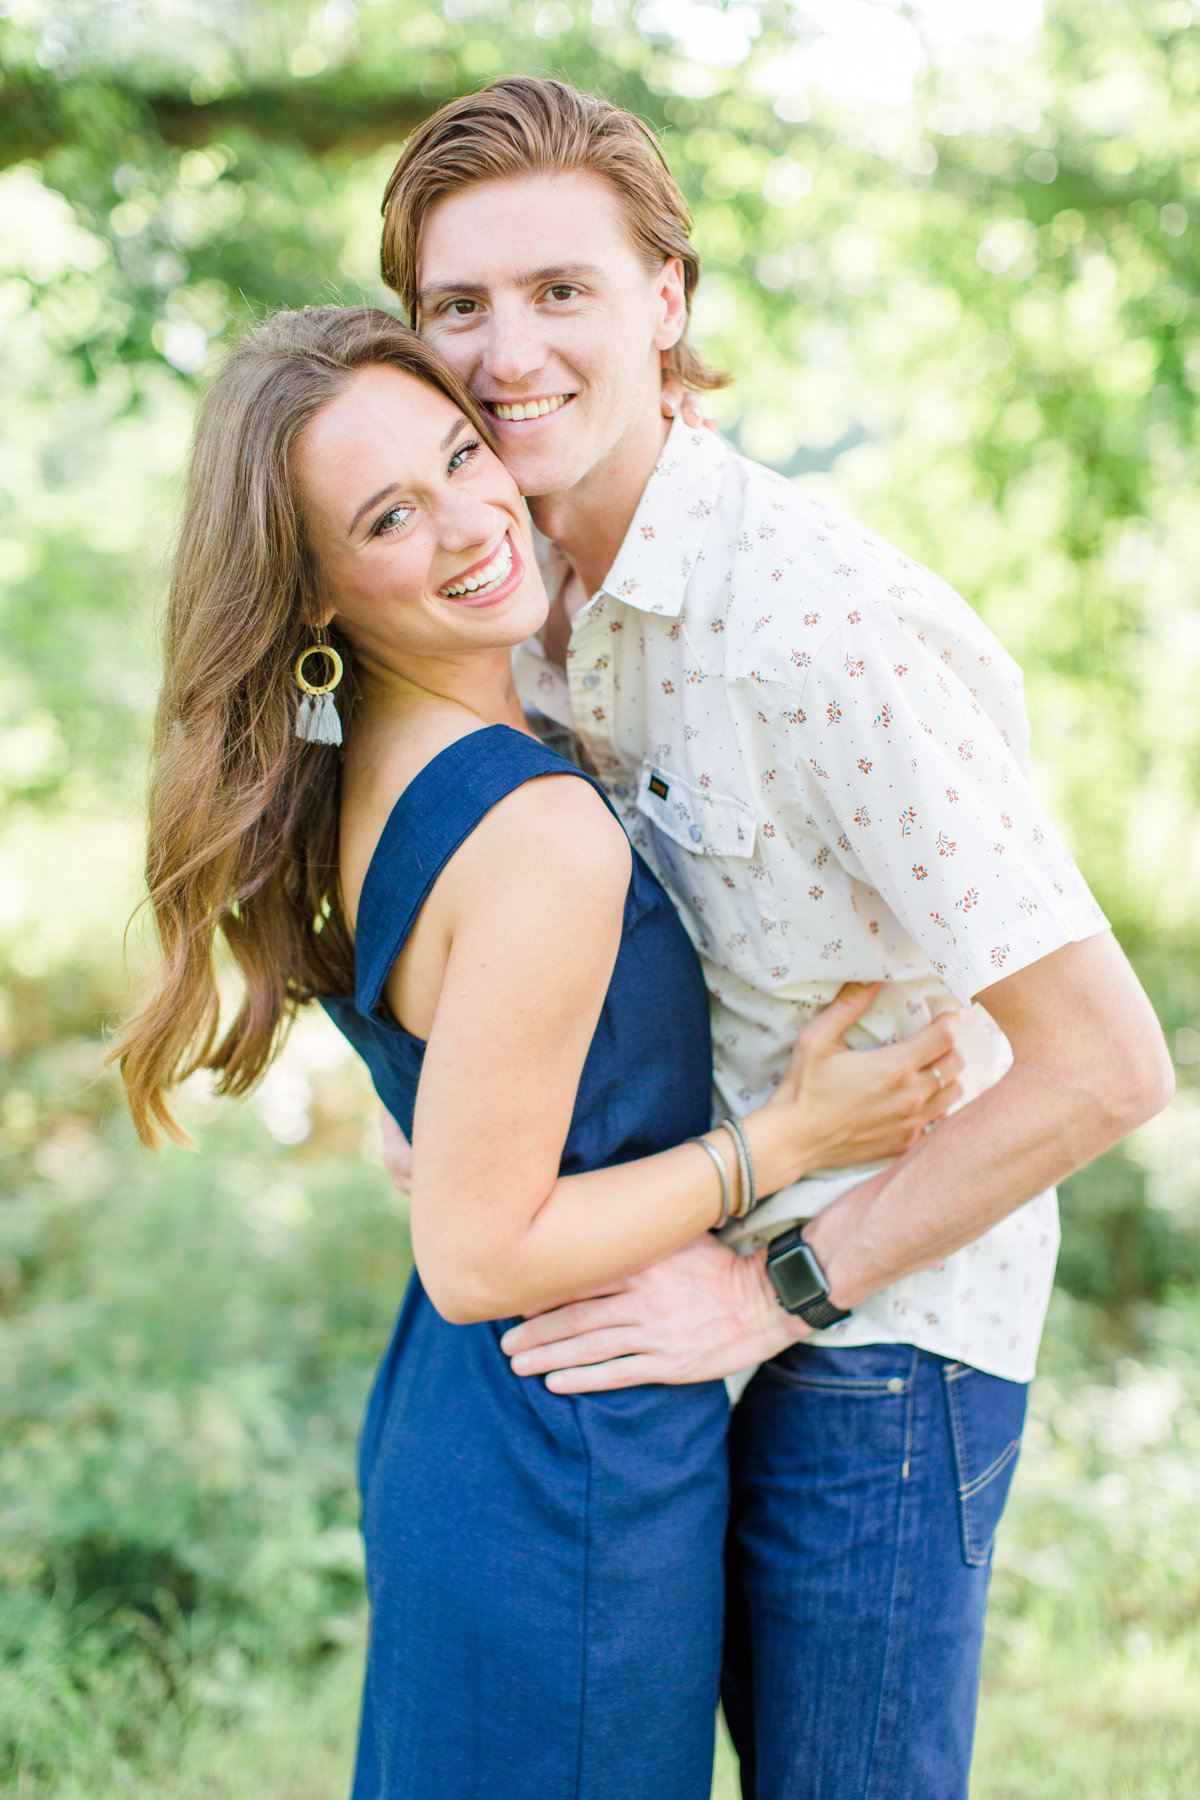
[515,420,1108,1382]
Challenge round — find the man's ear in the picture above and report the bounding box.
[652,255,688,353]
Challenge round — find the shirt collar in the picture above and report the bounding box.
[596,416,730,619]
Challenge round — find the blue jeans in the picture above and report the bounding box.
[722,1343,1028,1800]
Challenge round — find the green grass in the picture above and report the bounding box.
[3,1019,1200,1798]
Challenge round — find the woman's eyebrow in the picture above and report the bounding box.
[345,419,469,536]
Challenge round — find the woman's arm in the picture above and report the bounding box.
[403,774,964,1324]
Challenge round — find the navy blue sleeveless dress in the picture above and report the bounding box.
[322,726,730,1800]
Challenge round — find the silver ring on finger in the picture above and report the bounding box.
[930,1064,945,1089]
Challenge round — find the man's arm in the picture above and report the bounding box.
[501,931,1172,1390]
[804,931,1172,1304]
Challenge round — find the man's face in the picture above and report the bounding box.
[416,171,686,500]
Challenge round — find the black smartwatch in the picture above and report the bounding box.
[765,1225,851,1329]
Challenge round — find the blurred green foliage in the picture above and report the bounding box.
[0,1024,402,1789]
[2,0,1200,1793]
[3,0,1200,940]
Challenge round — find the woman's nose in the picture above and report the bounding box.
[437,492,500,554]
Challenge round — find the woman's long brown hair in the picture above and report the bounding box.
[116,305,495,1145]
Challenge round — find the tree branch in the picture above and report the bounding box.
[0,73,444,168]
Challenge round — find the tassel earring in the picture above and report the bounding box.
[294,645,344,746]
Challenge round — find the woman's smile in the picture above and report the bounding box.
[437,529,523,606]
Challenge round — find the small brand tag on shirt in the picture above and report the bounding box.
[648,772,670,800]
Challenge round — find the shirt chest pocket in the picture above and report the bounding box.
[633,762,786,976]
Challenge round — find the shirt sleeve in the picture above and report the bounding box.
[789,609,1109,1003]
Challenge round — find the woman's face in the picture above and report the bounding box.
[295,362,548,665]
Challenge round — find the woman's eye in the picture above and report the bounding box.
[448,439,480,475]
[373,505,412,537]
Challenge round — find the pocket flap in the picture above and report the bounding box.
[635,763,756,859]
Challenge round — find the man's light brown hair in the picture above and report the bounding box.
[380,75,728,394]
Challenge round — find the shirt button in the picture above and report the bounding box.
[886,1377,905,1395]
[614,784,629,799]
[584,673,601,688]
[689,825,702,843]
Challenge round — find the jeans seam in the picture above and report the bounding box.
[943,1369,1018,1567]
[759,1362,913,1396]
[760,1374,906,1396]
[862,1345,921,1800]
[960,1435,1021,1500]
[943,1371,977,1561]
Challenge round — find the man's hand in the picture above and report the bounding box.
[804,932,1174,1311]
[380,1107,412,1190]
[661,375,718,433]
[499,1234,807,1391]
[498,983,963,1392]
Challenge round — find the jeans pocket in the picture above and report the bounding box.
[941,1363,1028,1568]
[759,1341,917,1395]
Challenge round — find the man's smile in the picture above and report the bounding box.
[486,393,577,423]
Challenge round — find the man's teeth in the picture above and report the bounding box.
[491,394,571,422]
[442,536,514,597]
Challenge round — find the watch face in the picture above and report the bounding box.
[767,1241,825,1313]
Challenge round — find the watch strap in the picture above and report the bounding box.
[795,1293,852,1330]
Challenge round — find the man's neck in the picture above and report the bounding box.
[528,410,672,604]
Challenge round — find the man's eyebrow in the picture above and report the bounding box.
[345,417,469,537]
[417,264,607,308]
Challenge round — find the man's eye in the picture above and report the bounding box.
[547,284,578,301]
[447,298,478,316]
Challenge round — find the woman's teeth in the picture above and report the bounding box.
[442,535,514,598]
[490,395,571,422]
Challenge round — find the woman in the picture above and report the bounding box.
[118,306,962,1799]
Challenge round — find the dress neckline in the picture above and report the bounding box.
[356,722,529,909]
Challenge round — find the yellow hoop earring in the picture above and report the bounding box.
[293,645,344,746]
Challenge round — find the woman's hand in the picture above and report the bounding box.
[380,1107,412,1190]
[661,375,718,433]
[760,982,966,1179]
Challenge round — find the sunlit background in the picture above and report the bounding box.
[2,2,1199,1794]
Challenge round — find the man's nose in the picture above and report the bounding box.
[480,297,547,389]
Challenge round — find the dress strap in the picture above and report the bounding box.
[353,724,606,1018]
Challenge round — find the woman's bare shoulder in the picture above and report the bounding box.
[441,763,633,933]
[341,703,629,932]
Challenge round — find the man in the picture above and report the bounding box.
[376,77,1173,1798]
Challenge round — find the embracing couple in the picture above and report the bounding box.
[119,76,1172,1800]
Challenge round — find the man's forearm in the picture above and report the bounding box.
[499,936,1172,1390]
[806,936,1173,1310]
[805,1060,1110,1307]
